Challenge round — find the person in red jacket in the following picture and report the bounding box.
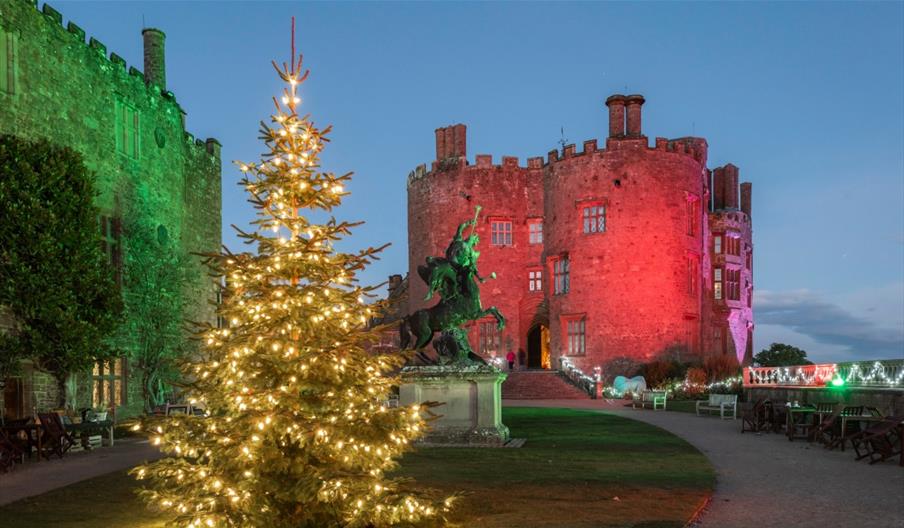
[505,350,516,370]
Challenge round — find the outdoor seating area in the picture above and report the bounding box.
[0,410,115,474]
[632,390,667,410]
[738,399,903,466]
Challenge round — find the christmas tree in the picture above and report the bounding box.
[133,24,451,528]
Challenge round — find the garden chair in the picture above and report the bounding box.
[850,415,903,464]
[812,406,862,449]
[3,418,36,459]
[37,413,75,459]
[765,400,788,434]
[0,430,25,472]
[813,401,840,426]
[740,399,766,433]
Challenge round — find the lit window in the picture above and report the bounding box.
[479,320,500,355]
[491,220,512,246]
[714,235,722,254]
[714,268,723,300]
[115,97,140,159]
[528,269,542,292]
[528,220,543,244]
[216,289,227,329]
[582,205,606,234]
[93,358,127,409]
[553,257,570,295]
[0,27,17,95]
[685,194,699,236]
[686,255,699,296]
[566,318,586,356]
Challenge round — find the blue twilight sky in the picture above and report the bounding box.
[50,1,903,363]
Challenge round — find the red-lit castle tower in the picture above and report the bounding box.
[406,95,754,375]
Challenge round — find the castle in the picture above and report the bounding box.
[406,94,753,375]
[0,1,221,418]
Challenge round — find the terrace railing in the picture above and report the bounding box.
[743,359,904,389]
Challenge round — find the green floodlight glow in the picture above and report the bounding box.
[831,375,845,387]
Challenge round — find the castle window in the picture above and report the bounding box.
[684,316,699,355]
[99,215,122,285]
[714,235,722,254]
[685,194,699,236]
[528,220,543,244]
[93,358,127,409]
[563,316,586,356]
[115,97,140,159]
[686,254,699,296]
[0,27,18,95]
[726,235,741,256]
[491,220,512,246]
[713,326,726,356]
[528,269,542,292]
[582,205,606,234]
[713,268,723,300]
[746,247,752,270]
[478,320,501,355]
[553,257,569,295]
[727,268,741,301]
[216,289,227,329]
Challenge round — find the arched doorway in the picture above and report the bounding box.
[527,324,550,369]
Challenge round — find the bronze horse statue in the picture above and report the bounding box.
[399,209,505,362]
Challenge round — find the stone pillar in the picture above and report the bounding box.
[605,94,627,138]
[142,28,166,90]
[712,167,726,210]
[625,94,645,137]
[724,164,739,209]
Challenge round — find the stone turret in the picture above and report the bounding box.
[142,28,166,90]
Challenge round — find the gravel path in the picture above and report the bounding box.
[0,438,162,506]
[505,399,904,528]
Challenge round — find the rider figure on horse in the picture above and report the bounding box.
[420,213,494,302]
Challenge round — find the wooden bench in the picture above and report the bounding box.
[632,390,667,410]
[696,394,738,419]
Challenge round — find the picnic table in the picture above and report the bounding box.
[836,408,884,452]
[786,405,817,441]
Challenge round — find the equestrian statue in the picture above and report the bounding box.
[400,206,506,364]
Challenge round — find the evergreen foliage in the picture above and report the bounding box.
[133,49,451,527]
[753,343,812,367]
[0,135,121,390]
[115,190,194,412]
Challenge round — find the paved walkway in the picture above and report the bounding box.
[0,438,162,506]
[505,399,904,528]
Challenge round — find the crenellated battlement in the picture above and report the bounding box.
[15,1,219,157]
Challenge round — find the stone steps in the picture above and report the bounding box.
[502,370,591,400]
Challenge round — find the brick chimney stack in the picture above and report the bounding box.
[142,28,166,90]
[625,94,645,137]
[740,182,752,217]
[605,94,627,138]
[435,124,466,160]
[724,164,739,209]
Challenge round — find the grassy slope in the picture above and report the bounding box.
[0,408,714,528]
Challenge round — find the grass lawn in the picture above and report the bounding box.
[0,407,714,528]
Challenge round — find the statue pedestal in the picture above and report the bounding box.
[399,364,510,446]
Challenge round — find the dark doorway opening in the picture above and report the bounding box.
[527,324,549,369]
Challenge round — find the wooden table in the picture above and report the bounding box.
[65,420,115,448]
[786,406,816,441]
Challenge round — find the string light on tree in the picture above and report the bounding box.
[132,18,452,527]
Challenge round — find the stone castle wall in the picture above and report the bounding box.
[407,95,753,373]
[0,1,221,418]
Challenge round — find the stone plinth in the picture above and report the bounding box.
[400,364,510,446]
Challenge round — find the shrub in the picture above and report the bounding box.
[703,355,741,383]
